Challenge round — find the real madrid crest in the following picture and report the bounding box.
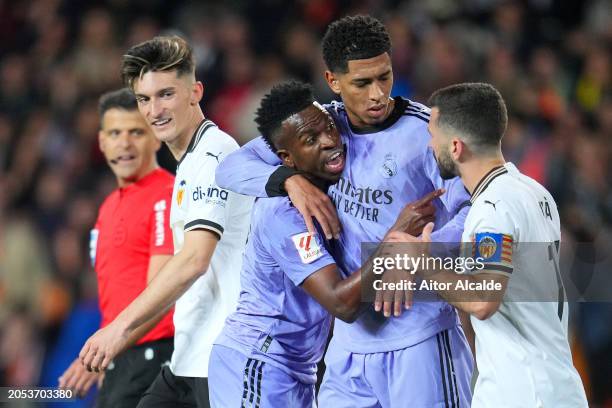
[380,153,397,178]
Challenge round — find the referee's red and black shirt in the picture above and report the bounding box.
[91,168,175,344]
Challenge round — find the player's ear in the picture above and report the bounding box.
[325,71,341,95]
[277,149,295,168]
[191,81,204,105]
[451,138,463,160]
[98,130,106,153]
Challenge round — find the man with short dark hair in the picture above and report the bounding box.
[209,80,423,408]
[388,82,588,407]
[216,15,473,408]
[58,88,175,407]
[79,36,253,408]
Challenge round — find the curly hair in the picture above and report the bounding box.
[322,15,391,74]
[121,35,194,90]
[255,81,314,154]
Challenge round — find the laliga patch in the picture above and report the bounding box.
[474,232,513,264]
[291,232,324,264]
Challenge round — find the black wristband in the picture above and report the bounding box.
[265,166,301,197]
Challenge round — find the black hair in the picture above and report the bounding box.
[121,35,194,89]
[428,82,508,153]
[98,88,137,125]
[255,81,314,153]
[322,15,391,74]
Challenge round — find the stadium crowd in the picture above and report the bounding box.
[0,0,610,406]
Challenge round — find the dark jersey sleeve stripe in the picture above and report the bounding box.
[184,219,224,238]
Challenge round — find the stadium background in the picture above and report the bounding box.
[0,0,610,406]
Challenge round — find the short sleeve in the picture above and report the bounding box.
[462,201,515,277]
[263,205,336,286]
[183,138,237,238]
[149,190,174,255]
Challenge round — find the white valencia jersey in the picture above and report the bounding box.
[462,163,587,408]
[169,120,253,377]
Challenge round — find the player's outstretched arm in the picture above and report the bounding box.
[215,136,341,238]
[215,136,282,197]
[118,254,173,347]
[79,229,218,372]
[301,237,413,322]
[386,225,508,320]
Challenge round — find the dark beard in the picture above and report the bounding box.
[436,150,458,180]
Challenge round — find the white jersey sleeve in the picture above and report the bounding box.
[463,194,516,277]
[181,132,238,238]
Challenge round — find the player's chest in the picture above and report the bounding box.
[328,137,431,226]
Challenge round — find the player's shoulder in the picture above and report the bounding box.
[147,168,175,187]
[254,197,302,234]
[398,97,430,125]
[98,188,119,213]
[193,121,239,154]
[258,196,299,219]
[393,97,431,144]
[154,167,175,181]
[471,173,516,213]
[323,100,345,116]
[146,169,174,202]
[180,120,239,171]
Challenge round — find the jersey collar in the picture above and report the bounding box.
[177,119,214,167]
[470,165,508,204]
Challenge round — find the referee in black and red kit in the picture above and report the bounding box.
[58,88,175,407]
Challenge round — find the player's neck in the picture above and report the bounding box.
[166,108,206,160]
[117,163,160,188]
[461,156,506,196]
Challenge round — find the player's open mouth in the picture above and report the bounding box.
[112,154,136,164]
[152,118,172,128]
[324,150,345,174]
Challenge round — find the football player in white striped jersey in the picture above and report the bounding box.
[388,82,588,408]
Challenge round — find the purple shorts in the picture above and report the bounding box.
[318,326,474,407]
[208,344,315,408]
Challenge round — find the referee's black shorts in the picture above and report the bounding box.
[136,365,210,408]
[95,337,173,408]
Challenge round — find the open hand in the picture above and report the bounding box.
[79,321,129,373]
[58,358,100,397]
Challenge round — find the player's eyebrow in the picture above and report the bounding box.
[134,87,175,99]
[351,69,391,84]
[296,115,326,138]
[351,77,372,85]
[157,87,175,95]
